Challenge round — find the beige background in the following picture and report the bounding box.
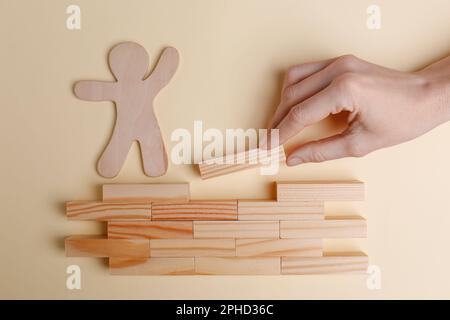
[1,0,450,299]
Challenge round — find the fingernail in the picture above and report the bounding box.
[286,157,302,166]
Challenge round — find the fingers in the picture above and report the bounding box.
[281,58,337,90]
[269,58,336,129]
[269,55,362,129]
[274,80,355,146]
[286,128,373,165]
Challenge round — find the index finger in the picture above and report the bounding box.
[274,83,352,146]
[268,58,337,129]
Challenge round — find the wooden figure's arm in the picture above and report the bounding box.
[145,47,179,94]
[73,81,117,101]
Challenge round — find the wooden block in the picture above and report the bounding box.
[102,183,189,203]
[195,257,280,275]
[110,257,195,275]
[193,221,279,239]
[280,217,367,239]
[108,221,193,239]
[198,147,285,180]
[281,253,368,275]
[65,235,150,258]
[74,42,179,178]
[66,201,151,221]
[150,239,235,257]
[238,200,323,220]
[151,200,237,220]
[276,181,364,201]
[236,239,322,257]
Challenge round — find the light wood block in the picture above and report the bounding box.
[236,239,322,257]
[102,183,189,203]
[198,147,285,180]
[108,221,193,239]
[151,200,237,220]
[280,217,367,239]
[281,254,368,275]
[238,200,323,220]
[150,239,235,257]
[195,257,280,275]
[74,43,179,178]
[276,181,364,201]
[66,201,151,221]
[65,235,150,258]
[110,257,195,275]
[194,221,279,239]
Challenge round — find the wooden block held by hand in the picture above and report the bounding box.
[280,217,367,239]
[151,200,237,220]
[65,235,150,258]
[195,257,281,275]
[102,183,189,203]
[198,147,285,180]
[236,238,322,257]
[276,181,364,201]
[193,221,279,239]
[110,257,195,275]
[150,239,235,257]
[281,253,368,275]
[66,201,151,221]
[238,200,324,220]
[108,221,193,239]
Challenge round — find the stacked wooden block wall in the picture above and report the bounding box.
[65,181,368,275]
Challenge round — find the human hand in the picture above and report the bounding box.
[268,54,450,166]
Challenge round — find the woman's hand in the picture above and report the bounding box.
[268,54,450,166]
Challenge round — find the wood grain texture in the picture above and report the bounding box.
[195,257,281,275]
[150,239,235,257]
[65,179,369,275]
[108,221,193,239]
[193,221,279,239]
[198,147,285,180]
[102,183,189,203]
[237,200,323,220]
[276,181,364,201]
[110,257,195,275]
[280,217,367,239]
[236,239,322,257]
[74,42,179,178]
[66,201,151,221]
[65,235,150,258]
[281,254,369,275]
[151,200,237,220]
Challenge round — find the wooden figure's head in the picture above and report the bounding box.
[109,42,149,81]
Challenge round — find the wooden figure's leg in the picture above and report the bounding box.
[97,118,134,178]
[135,108,168,177]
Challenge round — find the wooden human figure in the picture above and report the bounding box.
[74,42,179,178]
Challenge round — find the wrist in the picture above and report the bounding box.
[421,75,450,123]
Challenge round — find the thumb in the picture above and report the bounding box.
[286,133,360,166]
